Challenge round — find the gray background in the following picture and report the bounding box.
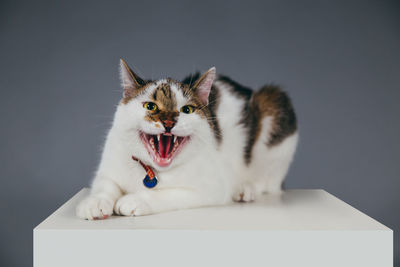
[0,0,399,266]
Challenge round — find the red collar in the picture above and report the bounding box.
[131,156,158,188]
[131,156,156,179]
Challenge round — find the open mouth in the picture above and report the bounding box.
[140,132,189,167]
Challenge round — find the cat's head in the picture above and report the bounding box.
[113,59,219,169]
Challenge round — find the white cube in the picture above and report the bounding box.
[34,189,392,267]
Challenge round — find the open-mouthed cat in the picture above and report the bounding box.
[76,59,298,219]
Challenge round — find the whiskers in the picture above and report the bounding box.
[177,121,221,148]
[196,96,221,112]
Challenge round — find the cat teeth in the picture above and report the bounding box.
[157,135,161,142]
[149,138,156,150]
[173,136,177,143]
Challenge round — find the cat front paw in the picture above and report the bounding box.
[233,182,256,202]
[114,194,152,216]
[76,196,114,220]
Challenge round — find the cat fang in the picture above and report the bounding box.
[140,132,189,167]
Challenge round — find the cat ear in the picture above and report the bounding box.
[119,59,145,98]
[193,67,216,105]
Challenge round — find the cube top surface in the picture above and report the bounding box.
[35,189,390,231]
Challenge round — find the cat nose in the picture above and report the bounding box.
[162,120,175,132]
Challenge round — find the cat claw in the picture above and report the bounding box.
[233,182,256,202]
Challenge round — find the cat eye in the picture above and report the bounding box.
[143,102,158,111]
[180,105,195,114]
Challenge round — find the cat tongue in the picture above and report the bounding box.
[160,135,172,158]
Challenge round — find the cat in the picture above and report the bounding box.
[76,59,298,220]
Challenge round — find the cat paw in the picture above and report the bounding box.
[76,196,114,220]
[233,182,256,202]
[114,194,152,216]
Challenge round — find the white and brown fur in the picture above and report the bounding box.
[76,59,298,219]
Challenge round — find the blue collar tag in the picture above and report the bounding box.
[132,156,158,189]
[143,174,158,188]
